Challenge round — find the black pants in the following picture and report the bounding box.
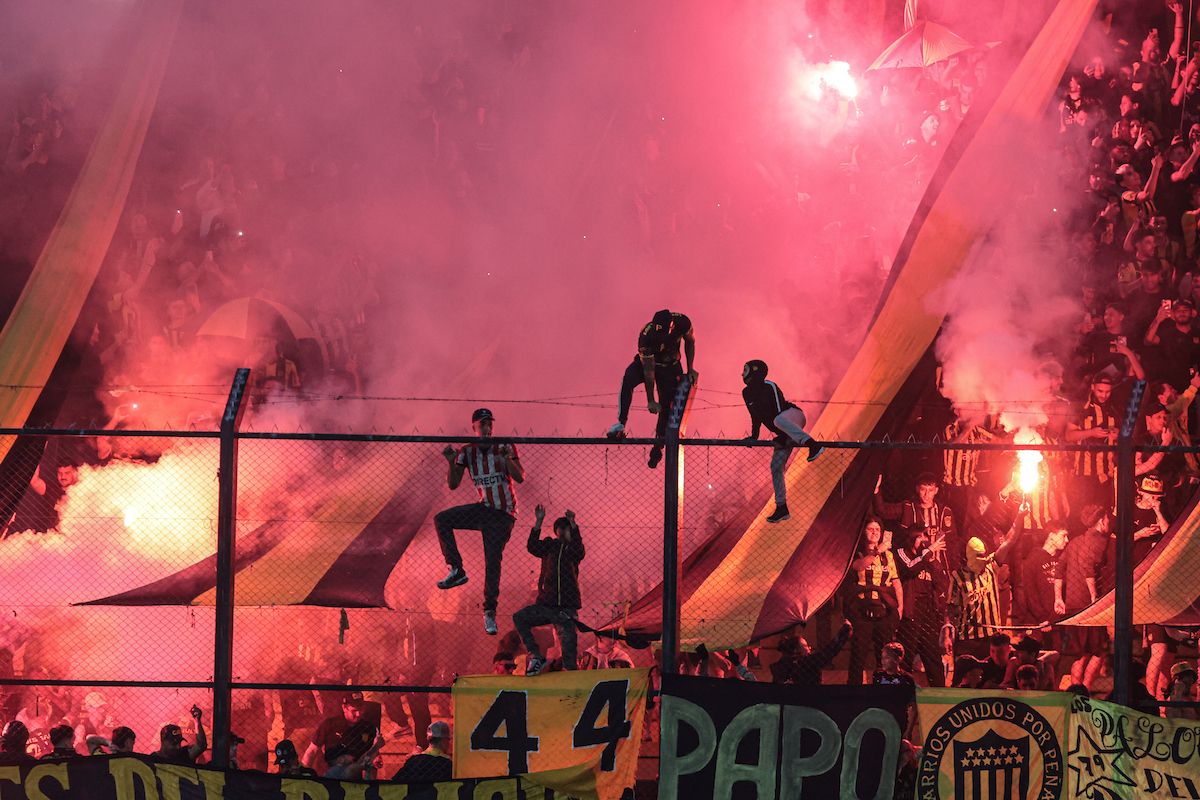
[513,604,579,669]
[847,604,898,685]
[898,615,945,688]
[617,357,683,438]
[433,503,515,612]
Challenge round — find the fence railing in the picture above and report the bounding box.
[0,374,1196,773]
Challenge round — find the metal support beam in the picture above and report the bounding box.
[212,368,250,768]
[1112,379,1145,709]
[662,376,696,676]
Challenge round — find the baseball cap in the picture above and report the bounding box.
[230,731,246,745]
[161,724,185,744]
[428,721,451,740]
[1175,298,1196,310]
[1115,163,1138,178]
[274,739,298,765]
[471,408,494,423]
[341,691,365,706]
[1137,474,1166,496]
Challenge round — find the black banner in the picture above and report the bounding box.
[0,754,572,799]
[659,675,912,800]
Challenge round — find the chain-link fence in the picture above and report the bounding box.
[0,414,1195,777]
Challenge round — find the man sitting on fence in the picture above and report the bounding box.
[514,505,585,676]
[740,359,822,524]
[604,309,698,468]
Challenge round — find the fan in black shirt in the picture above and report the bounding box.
[392,721,453,783]
[741,360,823,523]
[605,309,698,469]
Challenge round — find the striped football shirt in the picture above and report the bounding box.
[456,443,519,517]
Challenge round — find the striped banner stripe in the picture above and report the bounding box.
[621,0,1099,648]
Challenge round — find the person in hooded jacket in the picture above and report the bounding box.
[740,359,822,523]
[513,504,585,675]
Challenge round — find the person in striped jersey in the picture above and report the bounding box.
[941,414,995,521]
[740,360,822,523]
[1066,374,1119,511]
[947,536,1014,660]
[435,408,524,636]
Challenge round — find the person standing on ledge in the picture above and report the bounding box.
[435,407,524,636]
[605,309,697,468]
[740,359,822,523]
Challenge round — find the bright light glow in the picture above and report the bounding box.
[1014,429,1043,495]
[799,60,858,101]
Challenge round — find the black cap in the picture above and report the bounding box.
[341,691,365,706]
[274,739,298,764]
[471,408,494,423]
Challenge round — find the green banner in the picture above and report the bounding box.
[1069,695,1200,799]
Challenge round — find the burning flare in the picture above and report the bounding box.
[1014,429,1044,495]
[799,60,859,101]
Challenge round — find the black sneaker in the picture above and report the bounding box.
[526,655,546,676]
[606,422,627,439]
[766,504,790,523]
[483,610,498,636]
[436,566,468,590]
[806,441,825,462]
[648,446,663,468]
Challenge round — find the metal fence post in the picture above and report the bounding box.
[1112,379,1145,709]
[662,376,696,676]
[212,368,250,768]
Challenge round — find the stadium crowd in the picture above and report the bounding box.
[3,0,1200,785]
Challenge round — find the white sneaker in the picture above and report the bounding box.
[484,611,497,636]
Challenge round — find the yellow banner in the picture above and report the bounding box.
[0,0,181,450]
[453,668,648,800]
[916,688,1071,800]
